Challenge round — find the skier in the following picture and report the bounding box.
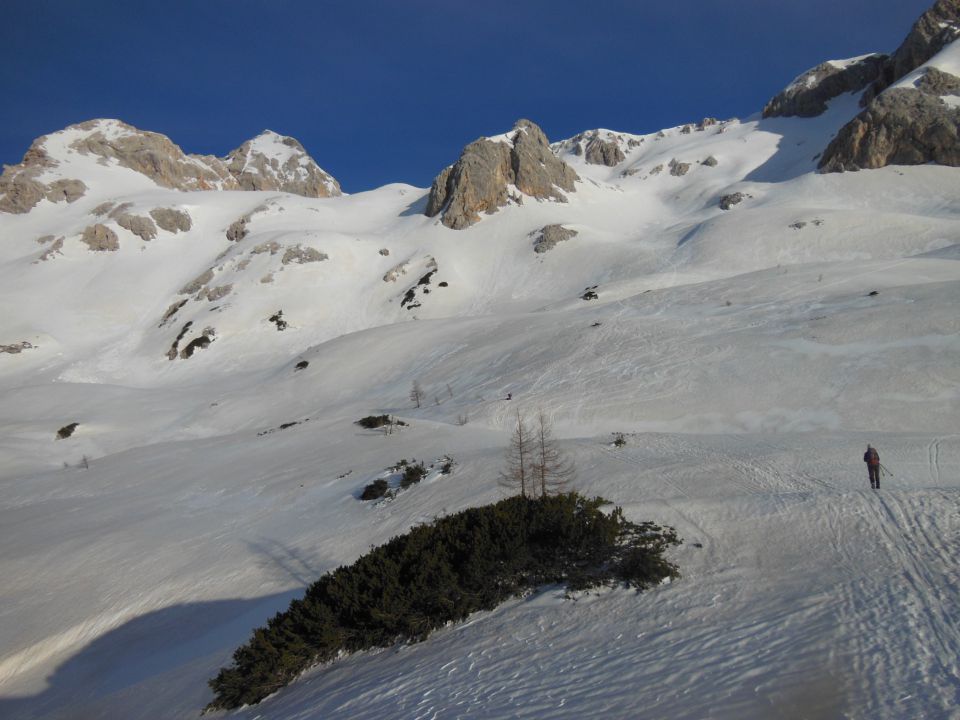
[863,444,881,489]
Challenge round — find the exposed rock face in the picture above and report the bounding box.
[533,224,578,253]
[763,55,888,118]
[864,0,960,103]
[80,224,120,251]
[819,81,960,171]
[0,142,88,214]
[813,2,960,173]
[425,119,579,229]
[556,130,637,166]
[917,65,960,95]
[1,120,342,214]
[150,207,192,233]
[224,131,341,197]
[702,156,719,167]
[115,213,157,242]
[67,120,239,191]
[584,136,626,166]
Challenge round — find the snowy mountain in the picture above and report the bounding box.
[1,3,959,719]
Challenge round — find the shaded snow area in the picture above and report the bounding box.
[1,94,960,719]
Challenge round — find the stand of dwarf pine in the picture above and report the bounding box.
[204,410,679,712]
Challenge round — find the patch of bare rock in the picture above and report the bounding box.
[425,119,579,229]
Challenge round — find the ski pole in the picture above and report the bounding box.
[879,463,893,477]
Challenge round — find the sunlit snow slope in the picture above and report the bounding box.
[1,46,959,720]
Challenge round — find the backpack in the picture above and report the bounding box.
[866,448,879,466]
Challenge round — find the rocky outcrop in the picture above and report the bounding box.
[115,213,157,242]
[533,224,578,253]
[719,193,747,210]
[812,2,960,173]
[669,159,691,177]
[763,55,888,118]
[584,136,625,166]
[179,269,215,295]
[150,208,192,233]
[281,245,328,264]
[425,119,578,229]
[819,79,960,172]
[80,224,119,251]
[226,216,249,243]
[67,120,239,191]
[1,341,35,354]
[864,0,960,104]
[224,131,341,197]
[0,147,88,214]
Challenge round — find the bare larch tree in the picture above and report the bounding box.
[410,380,423,408]
[500,409,533,497]
[532,411,575,496]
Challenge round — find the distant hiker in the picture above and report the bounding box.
[864,444,880,489]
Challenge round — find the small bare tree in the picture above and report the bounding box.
[532,411,574,497]
[410,380,423,408]
[500,410,533,498]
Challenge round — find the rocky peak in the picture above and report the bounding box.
[819,1,960,173]
[1,120,342,215]
[62,119,240,191]
[763,55,888,118]
[864,0,960,103]
[425,119,578,230]
[223,130,341,197]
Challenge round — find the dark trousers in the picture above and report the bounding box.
[868,465,880,489]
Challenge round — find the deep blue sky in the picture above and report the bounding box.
[0,0,935,192]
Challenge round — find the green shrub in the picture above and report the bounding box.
[400,462,426,488]
[360,478,389,500]
[206,493,680,711]
[355,415,392,429]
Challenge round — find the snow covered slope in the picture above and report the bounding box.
[1,20,960,720]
